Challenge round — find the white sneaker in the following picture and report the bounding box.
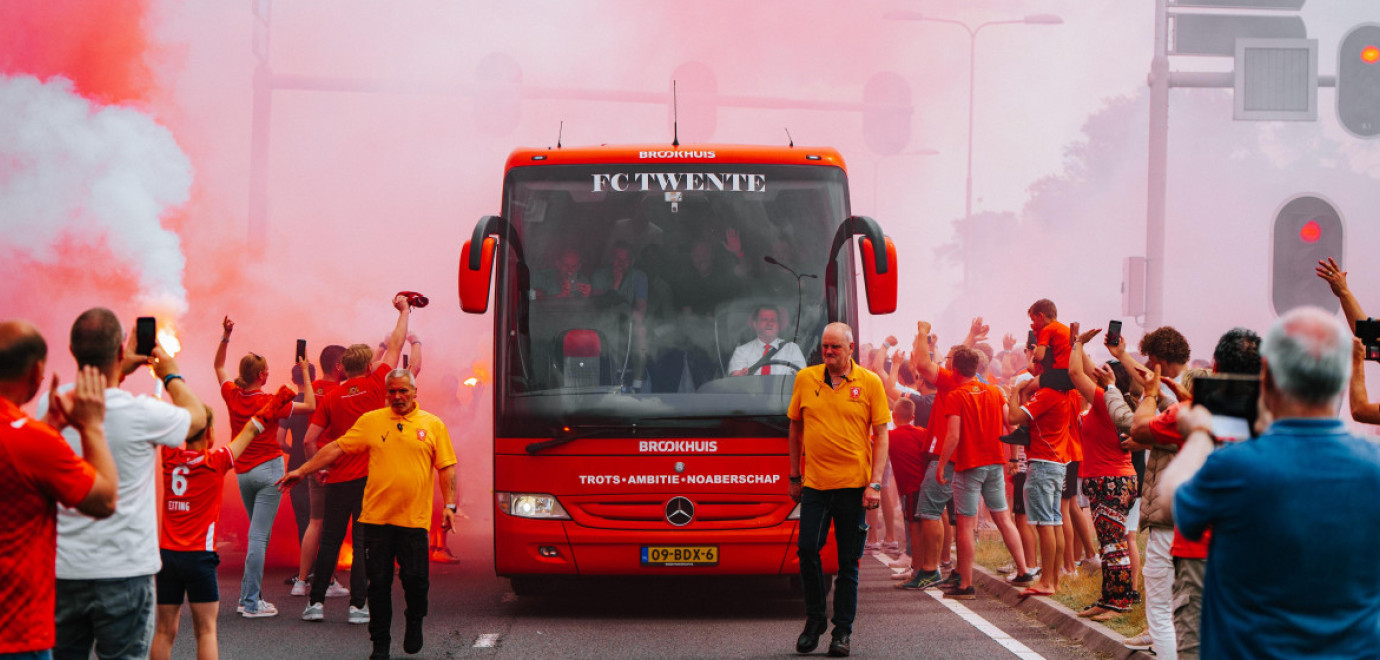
[290,578,308,597]
[348,604,370,624]
[325,579,349,598]
[302,602,324,621]
[886,554,912,569]
[241,600,278,618]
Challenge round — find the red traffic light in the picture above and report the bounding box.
[1299,220,1321,243]
[1363,45,1380,64]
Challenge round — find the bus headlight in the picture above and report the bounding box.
[787,503,802,520]
[496,492,571,520]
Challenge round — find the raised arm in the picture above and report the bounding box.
[407,334,423,377]
[1350,337,1380,424]
[1129,364,1163,446]
[151,347,207,440]
[1318,257,1367,332]
[1068,323,1102,404]
[290,357,316,414]
[379,295,411,370]
[58,367,119,518]
[213,316,233,384]
[910,321,939,385]
[1156,404,1217,524]
[964,317,989,349]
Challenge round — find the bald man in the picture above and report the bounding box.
[787,322,890,658]
[0,320,118,658]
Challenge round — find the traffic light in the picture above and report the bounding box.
[1271,195,1342,316]
[1338,24,1380,138]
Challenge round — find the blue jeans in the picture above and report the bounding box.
[1024,460,1066,526]
[237,458,284,611]
[797,487,867,635]
[53,575,154,660]
[953,464,1009,517]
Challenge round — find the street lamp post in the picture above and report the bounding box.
[884,11,1062,291]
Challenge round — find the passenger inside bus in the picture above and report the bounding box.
[590,242,648,391]
[532,248,592,299]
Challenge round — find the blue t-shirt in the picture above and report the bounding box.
[1175,418,1380,660]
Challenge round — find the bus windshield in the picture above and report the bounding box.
[495,162,850,438]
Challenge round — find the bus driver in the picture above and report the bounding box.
[728,305,805,377]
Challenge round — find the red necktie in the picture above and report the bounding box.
[761,343,772,375]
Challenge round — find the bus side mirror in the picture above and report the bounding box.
[859,236,897,315]
[459,237,497,313]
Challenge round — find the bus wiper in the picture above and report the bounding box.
[525,424,637,454]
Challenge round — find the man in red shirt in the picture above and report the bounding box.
[152,389,291,660]
[298,296,413,623]
[0,320,118,658]
[935,346,1032,598]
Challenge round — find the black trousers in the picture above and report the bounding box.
[310,476,368,607]
[359,522,430,646]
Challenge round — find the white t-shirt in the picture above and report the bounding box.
[727,338,806,376]
[38,387,191,579]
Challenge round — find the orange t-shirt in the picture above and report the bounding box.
[310,364,390,483]
[0,399,96,654]
[220,381,294,473]
[1022,387,1075,463]
[1066,389,1085,463]
[160,446,234,552]
[945,378,1007,471]
[1037,320,1072,370]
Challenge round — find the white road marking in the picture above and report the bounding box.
[873,554,1047,660]
[473,633,501,648]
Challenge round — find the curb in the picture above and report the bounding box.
[971,565,1156,660]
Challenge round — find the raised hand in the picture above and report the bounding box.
[1316,257,1349,297]
[722,228,742,256]
[222,316,234,337]
[1003,333,1016,352]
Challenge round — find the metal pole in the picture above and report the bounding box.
[964,28,976,293]
[1145,0,1170,329]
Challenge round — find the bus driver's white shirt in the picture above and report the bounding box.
[727,338,806,376]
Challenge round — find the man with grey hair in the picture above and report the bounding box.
[279,368,457,660]
[1159,307,1380,659]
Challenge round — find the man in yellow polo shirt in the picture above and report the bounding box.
[787,322,890,658]
[278,370,457,660]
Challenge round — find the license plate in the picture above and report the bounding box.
[641,545,719,566]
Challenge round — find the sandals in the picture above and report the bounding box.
[1019,587,1056,598]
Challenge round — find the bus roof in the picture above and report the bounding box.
[503,144,847,173]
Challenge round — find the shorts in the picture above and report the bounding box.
[309,475,326,520]
[953,464,1008,517]
[1024,460,1066,526]
[916,461,955,520]
[901,491,923,523]
[156,549,220,604]
[1012,471,1027,516]
[1062,461,1080,499]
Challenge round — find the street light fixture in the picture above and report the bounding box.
[884,11,1063,291]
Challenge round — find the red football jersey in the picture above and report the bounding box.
[0,398,97,653]
[309,364,390,483]
[160,446,235,552]
[220,381,294,473]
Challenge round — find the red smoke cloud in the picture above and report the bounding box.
[0,0,156,105]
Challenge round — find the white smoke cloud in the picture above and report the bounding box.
[0,75,192,314]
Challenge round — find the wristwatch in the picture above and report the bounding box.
[445,504,457,512]
[868,482,882,492]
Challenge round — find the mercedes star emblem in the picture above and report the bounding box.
[664,496,695,526]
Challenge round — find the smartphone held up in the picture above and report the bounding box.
[135,317,157,356]
[1192,374,1261,442]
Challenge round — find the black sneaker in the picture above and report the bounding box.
[827,632,851,657]
[1008,572,1037,586]
[370,642,390,660]
[941,571,962,587]
[403,618,423,654]
[943,586,977,600]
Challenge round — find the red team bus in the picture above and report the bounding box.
[458,144,897,594]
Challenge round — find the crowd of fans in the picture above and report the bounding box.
[0,295,462,660]
[848,259,1380,658]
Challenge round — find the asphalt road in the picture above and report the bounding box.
[173,525,1103,659]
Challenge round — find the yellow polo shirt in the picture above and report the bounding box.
[335,406,458,529]
[788,361,891,490]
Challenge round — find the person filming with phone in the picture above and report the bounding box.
[1316,257,1380,424]
[1158,307,1380,659]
